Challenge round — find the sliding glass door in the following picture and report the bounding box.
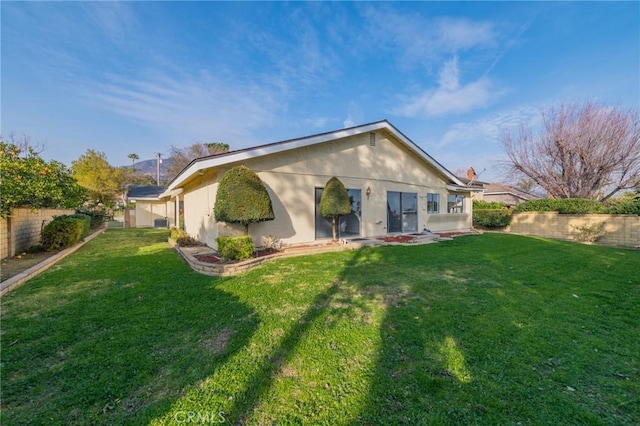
[387,191,418,233]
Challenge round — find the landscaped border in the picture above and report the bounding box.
[169,232,457,277]
[0,227,107,297]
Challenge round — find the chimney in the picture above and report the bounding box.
[467,167,476,181]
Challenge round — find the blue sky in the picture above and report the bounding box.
[2,1,639,182]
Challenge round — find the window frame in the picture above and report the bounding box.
[447,194,465,214]
[427,193,440,214]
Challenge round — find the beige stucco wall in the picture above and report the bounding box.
[506,212,639,248]
[134,200,174,228]
[180,130,472,248]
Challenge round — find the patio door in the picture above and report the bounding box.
[315,188,362,239]
[387,191,418,233]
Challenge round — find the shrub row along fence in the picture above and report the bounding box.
[1,208,75,259]
[472,198,640,248]
[1,208,107,258]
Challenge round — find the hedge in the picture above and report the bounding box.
[473,209,512,228]
[513,198,608,214]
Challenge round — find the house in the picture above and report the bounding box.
[480,183,539,206]
[160,120,480,248]
[126,185,175,228]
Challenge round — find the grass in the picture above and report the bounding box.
[1,229,639,425]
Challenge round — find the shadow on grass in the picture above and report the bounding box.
[0,230,258,425]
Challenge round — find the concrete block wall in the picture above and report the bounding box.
[506,212,639,248]
[0,208,75,259]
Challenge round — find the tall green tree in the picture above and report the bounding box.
[71,150,126,207]
[320,177,351,241]
[214,165,274,234]
[0,135,86,217]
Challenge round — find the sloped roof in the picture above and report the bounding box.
[127,185,166,200]
[163,120,466,194]
[484,183,539,201]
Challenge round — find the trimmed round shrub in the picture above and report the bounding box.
[217,235,255,261]
[214,166,274,234]
[320,177,351,240]
[41,216,86,251]
[473,209,512,228]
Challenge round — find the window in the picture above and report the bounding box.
[387,191,418,233]
[315,188,362,239]
[447,194,465,213]
[369,132,376,146]
[427,193,439,214]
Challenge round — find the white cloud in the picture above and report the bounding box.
[361,7,496,66]
[343,101,365,128]
[438,105,539,148]
[395,56,499,117]
[85,71,280,147]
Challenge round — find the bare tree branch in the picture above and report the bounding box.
[501,101,640,201]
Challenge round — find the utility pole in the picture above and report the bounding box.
[156,153,162,186]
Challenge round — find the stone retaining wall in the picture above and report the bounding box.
[505,212,639,248]
[1,208,75,259]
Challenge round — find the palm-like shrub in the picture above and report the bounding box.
[214,165,274,234]
[320,177,351,241]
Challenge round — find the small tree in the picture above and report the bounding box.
[71,150,126,207]
[0,135,86,217]
[214,165,274,234]
[501,101,640,201]
[320,177,351,241]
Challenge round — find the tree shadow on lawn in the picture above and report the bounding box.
[352,236,640,425]
[0,231,258,425]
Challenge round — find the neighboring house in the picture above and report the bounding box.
[160,120,480,248]
[480,183,539,207]
[127,185,174,228]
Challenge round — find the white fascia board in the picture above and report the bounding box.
[158,188,184,199]
[128,197,162,201]
[166,121,466,190]
[447,184,482,193]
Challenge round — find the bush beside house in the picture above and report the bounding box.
[213,165,275,235]
[472,200,512,229]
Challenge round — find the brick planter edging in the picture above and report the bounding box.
[169,238,363,277]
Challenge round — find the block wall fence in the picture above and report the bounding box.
[0,208,75,259]
[505,212,639,248]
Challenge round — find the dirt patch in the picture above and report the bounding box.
[436,232,470,238]
[376,235,416,243]
[1,251,61,282]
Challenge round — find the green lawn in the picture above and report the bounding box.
[1,229,639,425]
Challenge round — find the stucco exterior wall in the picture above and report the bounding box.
[134,200,174,228]
[1,208,75,259]
[182,170,220,247]
[506,212,639,248]
[180,130,472,248]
